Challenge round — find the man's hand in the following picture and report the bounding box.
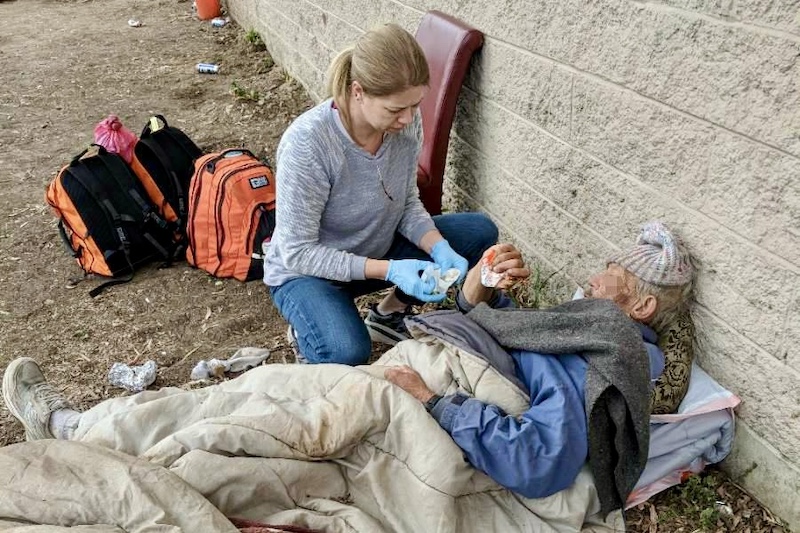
[462,243,531,306]
[384,365,435,403]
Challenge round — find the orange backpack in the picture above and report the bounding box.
[46,145,176,296]
[186,149,276,281]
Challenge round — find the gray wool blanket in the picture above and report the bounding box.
[466,298,651,516]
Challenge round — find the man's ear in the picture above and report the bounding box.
[630,294,658,323]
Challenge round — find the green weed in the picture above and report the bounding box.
[507,263,562,309]
[244,29,265,50]
[678,474,721,531]
[230,81,261,102]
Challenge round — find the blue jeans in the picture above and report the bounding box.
[269,213,498,365]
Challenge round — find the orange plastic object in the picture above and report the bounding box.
[196,0,221,20]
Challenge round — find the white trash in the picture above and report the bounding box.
[421,265,461,294]
[191,347,271,380]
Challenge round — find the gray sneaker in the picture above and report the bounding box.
[364,305,413,345]
[2,357,70,440]
[286,325,308,364]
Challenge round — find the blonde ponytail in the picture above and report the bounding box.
[326,46,355,109]
[324,24,429,129]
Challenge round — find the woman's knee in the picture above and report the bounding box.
[435,212,498,266]
[470,213,499,249]
[305,330,372,365]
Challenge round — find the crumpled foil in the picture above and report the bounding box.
[108,360,157,392]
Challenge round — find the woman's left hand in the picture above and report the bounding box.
[430,240,469,283]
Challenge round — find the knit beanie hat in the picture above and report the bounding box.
[607,221,693,287]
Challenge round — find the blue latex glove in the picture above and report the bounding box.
[430,240,468,283]
[385,259,446,303]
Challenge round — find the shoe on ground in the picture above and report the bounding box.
[2,357,70,440]
[364,304,413,345]
[286,325,308,364]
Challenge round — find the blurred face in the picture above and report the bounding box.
[356,84,427,133]
[586,263,639,310]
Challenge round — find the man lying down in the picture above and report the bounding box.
[1,220,694,533]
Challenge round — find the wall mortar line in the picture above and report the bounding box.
[482,34,800,162]
[458,85,800,274]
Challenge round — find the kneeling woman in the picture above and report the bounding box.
[263,23,497,365]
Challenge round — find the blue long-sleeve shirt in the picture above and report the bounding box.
[431,350,589,498]
[431,291,664,499]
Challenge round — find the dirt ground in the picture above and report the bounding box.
[0,0,314,445]
[0,1,792,532]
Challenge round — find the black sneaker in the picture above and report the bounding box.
[364,305,412,345]
[286,326,308,364]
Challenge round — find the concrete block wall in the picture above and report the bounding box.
[227,0,800,528]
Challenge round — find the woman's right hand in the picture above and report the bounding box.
[385,259,446,303]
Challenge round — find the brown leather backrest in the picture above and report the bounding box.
[415,11,483,215]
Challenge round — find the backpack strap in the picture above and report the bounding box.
[93,152,175,259]
[88,274,134,298]
[66,164,140,295]
[57,221,79,259]
[143,138,188,224]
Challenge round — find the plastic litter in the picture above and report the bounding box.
[421,265,461,295]
[108,360,157,392]
[93,115,138,163]
[211,17,229,27]
[190,346,271,380]
[480,250,505,288]
[127,19,143,28]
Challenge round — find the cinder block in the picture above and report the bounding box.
[732,1,800,35]
[693,306,800,465]
[398,0,800,156]
[645,0,732,18]
[781,290,800,371]
[571,76,800,266]
[452,87,797,356]
[258,2,333,71]
[446,135,610,287]
[255,18,326,99]
[722,420,800,533]
[267,0,362,52]
[463,40,572,139]
[307,0,422,34]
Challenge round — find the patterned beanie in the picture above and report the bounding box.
[607,221,693,287]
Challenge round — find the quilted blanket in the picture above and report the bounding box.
[0,334,623,532]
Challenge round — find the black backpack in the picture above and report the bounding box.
[46,145,177,296]
[129,115,203,247]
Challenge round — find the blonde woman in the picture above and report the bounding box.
[263,24,497,364]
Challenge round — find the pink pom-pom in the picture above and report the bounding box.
[93,115,138,163]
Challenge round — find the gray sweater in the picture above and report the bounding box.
[466,299,651,516]
[263,99,436,286]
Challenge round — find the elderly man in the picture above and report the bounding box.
[385,220,694,514]
[2,221,693,519]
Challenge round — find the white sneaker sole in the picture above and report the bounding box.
[2,357,34,440]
